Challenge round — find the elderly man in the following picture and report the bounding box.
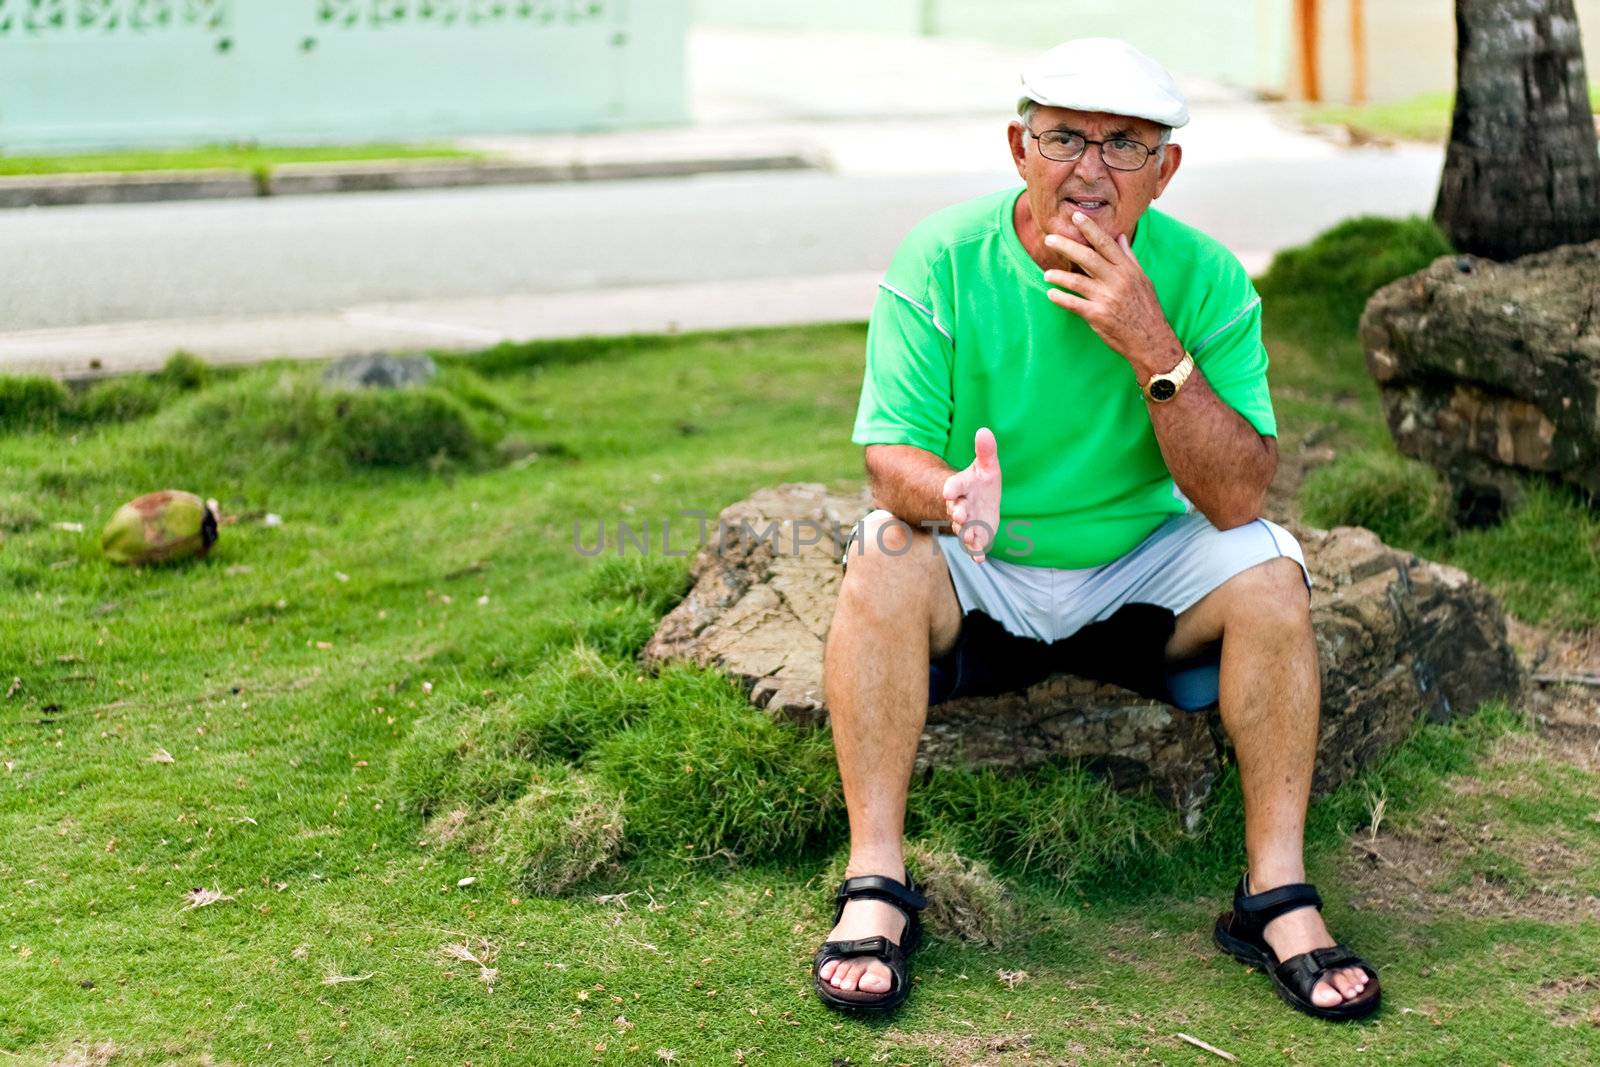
[811,39,1380,1022]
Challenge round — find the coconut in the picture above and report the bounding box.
[100,490,218,566]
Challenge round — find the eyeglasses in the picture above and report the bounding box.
[1025,128,1159,171]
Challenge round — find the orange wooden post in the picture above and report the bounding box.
[1350,0,1368,104]
[1296,0,1321,102]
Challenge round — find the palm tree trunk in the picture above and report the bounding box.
[1434,0,1600,261]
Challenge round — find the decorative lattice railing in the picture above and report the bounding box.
[0,0,230,34]
[0,0,683,149]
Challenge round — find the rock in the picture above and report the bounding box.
[1360,241,1600,523]
[321,352,438,390]
[642,484,1523,825]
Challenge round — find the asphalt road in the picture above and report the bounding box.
[0,147,1443,335]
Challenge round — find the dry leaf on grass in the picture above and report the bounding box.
[181,887,234,910]
[322,972,376,986]
[996,969,1029,990]
[148,748,174,764]
[440,937,499,990]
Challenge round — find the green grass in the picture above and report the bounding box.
[0,245,1597,1062]
[0,142,479,178]
[1301,84,1600,143]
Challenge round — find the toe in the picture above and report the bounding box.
[1335,967,1368,1001]
[1311,977,1344,1008]
[818,959,837,983]
[858,963,892,994]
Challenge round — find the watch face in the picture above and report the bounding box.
[1149,379,1176,402]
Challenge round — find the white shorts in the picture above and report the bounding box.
[847,510,1310,711]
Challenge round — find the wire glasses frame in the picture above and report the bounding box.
[1024,128,1160,171]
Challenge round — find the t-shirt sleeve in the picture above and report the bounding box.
[850,282,956,455]
[1192,288,1277,438]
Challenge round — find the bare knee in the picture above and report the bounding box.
[836,511,946,619]
[1221,557,1311,631]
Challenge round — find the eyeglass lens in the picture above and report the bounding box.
[1035,132,1150,171]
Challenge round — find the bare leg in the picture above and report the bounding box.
[817,512,962,995]
[1167,557,1368,1007]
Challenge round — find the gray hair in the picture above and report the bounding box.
[1019,100,1172,152]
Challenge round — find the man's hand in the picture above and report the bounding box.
[941,427,1001,563]
[1041,212,1183,381]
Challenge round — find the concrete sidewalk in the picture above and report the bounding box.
[0,273,885,379]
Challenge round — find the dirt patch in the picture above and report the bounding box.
[1482,717,1600,776]
[45,1042,119,1067]
[1344,819,1600,924]
[882,1030,1046,1067]
[1509,616,1600,681]
[1531,974,1600,1028]
[1343,622,1600,924]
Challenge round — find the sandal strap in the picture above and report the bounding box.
[1235,877,1323,926]
[817,935,904,962]
[834,873,927,917]
[814,936,909,996]
[1275,943,1379,997]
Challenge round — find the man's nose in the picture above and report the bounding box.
[1072,145,1110,184]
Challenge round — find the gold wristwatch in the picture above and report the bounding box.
[1141,352,1195,403]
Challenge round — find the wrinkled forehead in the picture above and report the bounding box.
[1025,105,1164,141]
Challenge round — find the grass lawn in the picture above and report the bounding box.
[2,223,1598,1064]
[1299,84,1600,143]
[0,144,480,178]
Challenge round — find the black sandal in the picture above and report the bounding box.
[1213,875,1381,1022]
[812,870,927,1014]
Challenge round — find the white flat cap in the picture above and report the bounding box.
[1018,38,1189,129]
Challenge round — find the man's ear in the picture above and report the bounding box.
[1007,121,1028,177]
[1152,142,1182,198]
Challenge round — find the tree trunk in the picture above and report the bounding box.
[1434,0,1600,261]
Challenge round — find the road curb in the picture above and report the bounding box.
[0,169,260,209]
[0,151,828,209]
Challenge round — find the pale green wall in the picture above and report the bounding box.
[0,0,689,152]
[691,0,1287,92]
[692,0,926,35]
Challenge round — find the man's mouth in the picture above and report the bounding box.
[1066,196,1110,213]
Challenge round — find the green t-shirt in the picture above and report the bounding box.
[851,187,1276,570]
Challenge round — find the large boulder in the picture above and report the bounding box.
[1360,241,1600,523]
[643,484,1523,825]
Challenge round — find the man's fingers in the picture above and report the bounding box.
[942,472,965,501]
[1044,232,1111,278]
[950,501,969,526]
[961,525,989,564]
[1042,268,1105,299]
[972,426,999,475]
[1071,211,1125,263]
[1046,288,1092,315]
